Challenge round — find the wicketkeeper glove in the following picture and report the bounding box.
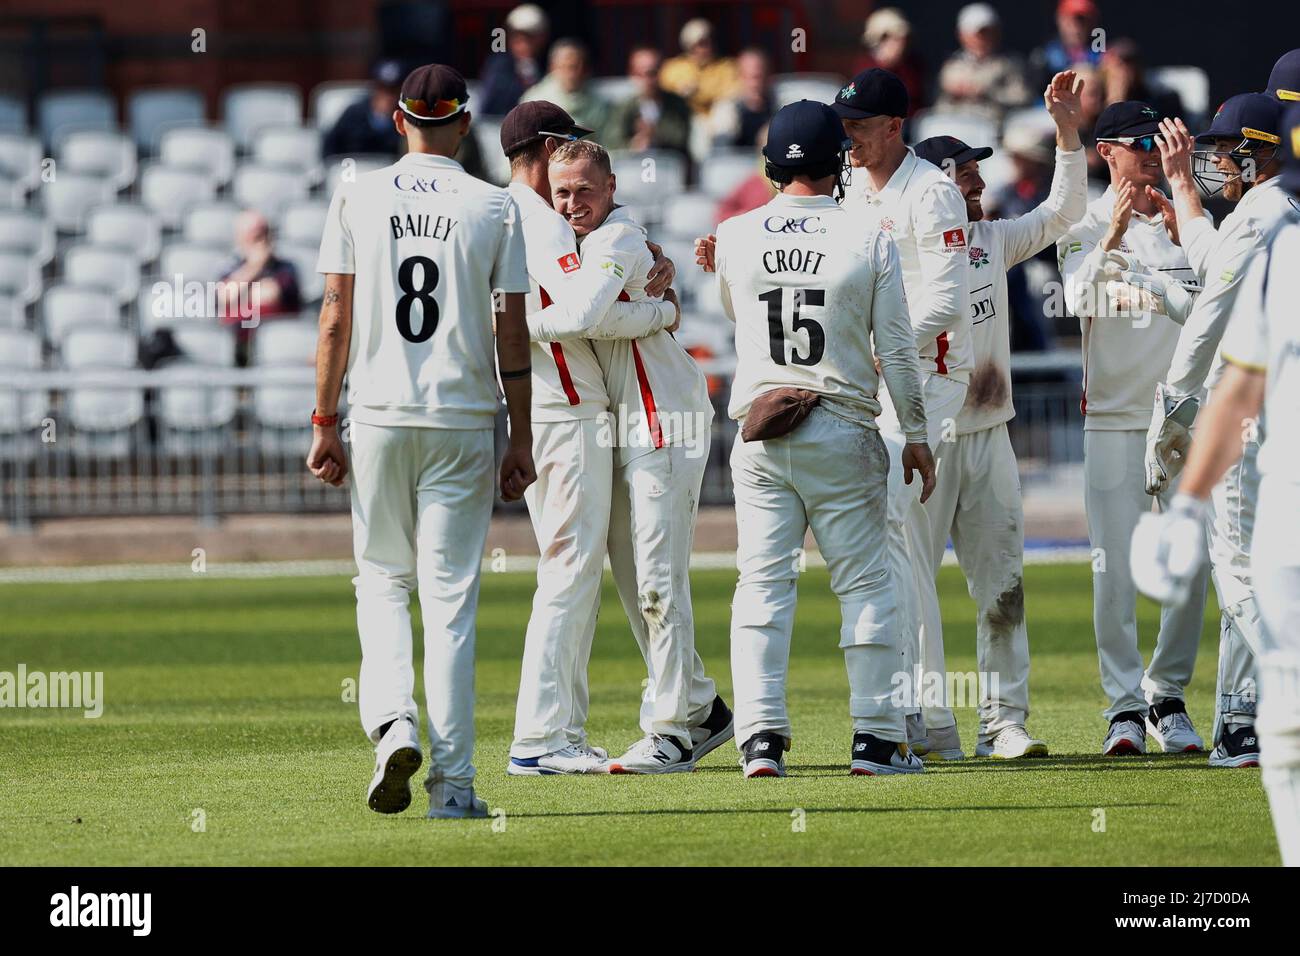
[1131,494,1209,606]
[1121,269,1201,325]
[1143,383,1200,496]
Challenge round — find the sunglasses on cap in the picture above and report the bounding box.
[538,129,582,141]
[399,96,467,121]
[1098,134,1159,152]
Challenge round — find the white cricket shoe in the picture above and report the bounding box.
[906,713,930,756]
[608,734,694,774]
[975,725,1048,759]
[426,780,489,819]
[924,723,966,760]
[1102,712,1147,756]
[572,741,608,761]
[850,732,925,775]
[367,717,423,814]
[1146,700,1204,753]
[506,744,607,776]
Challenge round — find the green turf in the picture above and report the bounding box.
[0,563,1279,866]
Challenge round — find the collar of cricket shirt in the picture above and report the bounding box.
[775,193,839,208]
[399,152,465,171]
[871,147,919,205]
[1236,173,1281,215]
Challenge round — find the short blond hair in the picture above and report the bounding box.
[548,139,612,177]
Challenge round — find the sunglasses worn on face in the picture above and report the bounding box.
[1099,135,1158,152]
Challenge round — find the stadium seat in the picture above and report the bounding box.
[0,251,41,306]
[659,192,719,240]
[1149,66,1210,122]
[0,327,40,368]
[772,73,846,109]
[63,244,141,305]
[221,83,303,151]
[252,125,324,184]
[57,130,137,191]
[322,154,393,195]
[159,242,232,285]
[699,147,756,199]
[0,94,26,133]
[309,81,370,132]
[610,149,686,205]
[0,209,56,267]
[37,89,116,147]
[182,201,240,246]
[41,284,120,345]
[139,162,217,229]
[279,200,328,246]
[1002,105,1056,143]
[978,149,1016,201]
[63,326,144,455]
[0,133,42,196]
[0,327,45,451]
[86,203,162,264]
[0,294,20,329]
[252,319,317,452]
[127,87,206,152]
[42,171,116,232]
[157,325,239,438]
[254,319,317,366]
[908,109,998,151]
[158,126,236,188]
[232,163,309,225]
[279,242,324,302]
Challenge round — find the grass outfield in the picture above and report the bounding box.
[0,562,1279,866]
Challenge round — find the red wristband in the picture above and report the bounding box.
[311,411,339,427]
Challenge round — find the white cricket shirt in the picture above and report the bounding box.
[317,152,528,429]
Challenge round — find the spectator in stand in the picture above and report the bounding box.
[322,59,404,158]
[715,123,775,224]
[936,4,1032,120]
[605,46,693,161]
[1031,0,1103,88]
[1101,38,1184,118]
[710,48,775,149]
[853,8,926,116]
[519,39,611,141]
[479,3,549,116]
[659,18,738,117]
[217,211,300,364]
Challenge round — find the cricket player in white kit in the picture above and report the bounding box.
[715,100,936,778]
[1139,94,1293,768]
[1132,100,1300,864]
[831,69,971,758]
[1058,99,1211,757]
[907,70,1089,759]
[308,65,534,818]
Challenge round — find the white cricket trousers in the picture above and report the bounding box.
[608,440,715,745]
[1084,429,1208,719]
[922,423,1031,738]
[1252,475,1300,867]
[730,407,903,747]
[877,370,969,728]
[350,422,494,790]
[511,418,612,759]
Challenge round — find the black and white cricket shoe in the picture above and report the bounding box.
[849,732,924,775]
[1102,711,1147,756]
[367,717,423,814]
[608,734,694,774]
[688,695,735,767]
[740,732,787,778]
[1208,725,1261,768]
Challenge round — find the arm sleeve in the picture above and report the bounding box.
[1058,218,1107,327]
[999,147,1088,267]
[871,232,928,444]
[490,196,530,294]
[1219,250,1271,373]
[1180,212,1221,279]
[316,184,355,274]
[907,180,970,347]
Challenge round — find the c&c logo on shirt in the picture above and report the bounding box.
[557,253,580,273]
[763,216,825,234]
[942,228,967,250]
[394,173,453,194]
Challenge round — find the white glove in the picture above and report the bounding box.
[1143,382,1199,496]
[1121,270,1201,325]
[1131,494,1209,605]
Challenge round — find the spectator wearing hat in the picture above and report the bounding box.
[853,7,926,116]
[937,3,1032,120]
[1031,0,1104,89]
[605,46,694,162]
[709,48,775,149]
[322,60,406,158]
[479,3,550,116]
[519,39,611,142]
[659,18,739,117]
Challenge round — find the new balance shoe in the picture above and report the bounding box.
[850,732,925,775]
[1208,725,1260,768]
[608,734,694,774]
[905,713,930,757]
[367,717,423,814]
[506,744,607,776]
[689,695,735,766]
[923,723,966,760]
[1102,711,1147,756]
[975,724,1048,759]
[426,780,489,819]
[740,732,787,778]
[1146,699,1204,753]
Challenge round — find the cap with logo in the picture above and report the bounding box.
[1094,100,1162,140]
[913,135,993,171]
[831,68,908,120]
[398,64,470,126]
[1281,102,1300,196]
[499,100,594,157]
[1267,49,1300,104]
[763,100,850,168]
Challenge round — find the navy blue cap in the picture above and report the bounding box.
[831,68,908,120]
[1095,100,1162,140]
[913,135,993,170]
[1268,49,1300,105]
[763,100,850,169]
[1281,103,1300,196]
[1197,93,1282,146]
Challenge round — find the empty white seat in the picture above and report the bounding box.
[63,244,140,304]
[128,87,206,152]
[232,163,309,225]
[0,252,40,305]
[252,125,324,183]
[1149,66,1210,120]
[0,327,40,368]
[64,327,144,448]
[38,89,115,147]
[0,327,45,440]
[41,284,120,344]
[42,171,116,232]
[158,325,238,431]
[85,203,162,263]
[57,130,137,190]
[659,192,719,240]
[159,242,232,285]
[0,132,42,195]
[222,83,302,150]
[0,209,56,266]
[139,162,217,229]
[182,201,240,246]
[772,73,846,110]
[609,150,686,204]
[278,242,323,302]
[254,319,317,366]
[158,126,236,187]
[0,94,25,133]
[309,81,369,131]
[0,294,19,329]
[323,154,392,195]
[279,200,328,246]
[63,325,136,369]
[699,147,758,199]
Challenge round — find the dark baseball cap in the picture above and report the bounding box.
[1280,102,1300,196]
[913,135,993,170]
[831,68,908,120]
[500,100,594,157]
[1267,49,1300,105]
[398,64,470,126]
[763,100,850,168]
[1196,92,1282,147]
[1094,100,1162,140]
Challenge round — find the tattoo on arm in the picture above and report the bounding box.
[325,288,340,305]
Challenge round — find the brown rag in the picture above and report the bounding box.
[740,387,822,442]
